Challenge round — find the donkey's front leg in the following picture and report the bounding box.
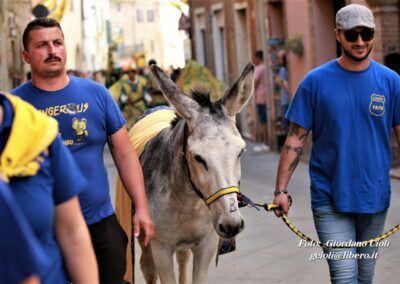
[151,241,177,284]
[191,232,219,284]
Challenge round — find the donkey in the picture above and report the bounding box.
[137,63,254,284]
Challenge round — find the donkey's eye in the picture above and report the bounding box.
[194,155,208,169]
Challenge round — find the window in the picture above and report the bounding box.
[147,9,154,22]
[137,9,144,22]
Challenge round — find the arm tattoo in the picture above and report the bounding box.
[288,126,308,142]
[283,145,303,171]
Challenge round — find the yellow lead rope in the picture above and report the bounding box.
[253,195,400,248]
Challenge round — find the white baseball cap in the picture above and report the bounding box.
[336,4,375,30]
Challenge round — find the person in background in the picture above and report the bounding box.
[272,4,400,283]
[253,50,270,152]
[12,17,154,284]
[120,69,149,126]
[0,93,98,283]
[275,49,290,137]
[93,69,107,86]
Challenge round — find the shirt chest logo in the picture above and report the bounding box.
[369,94,385,116]
[72,118,89,143]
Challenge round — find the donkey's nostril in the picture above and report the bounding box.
[218,221,243,237]
[218,223,227,234]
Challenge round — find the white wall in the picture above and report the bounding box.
[82,0,109,72]
[60,0,83,71]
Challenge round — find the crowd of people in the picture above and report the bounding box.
[1,3,400,284]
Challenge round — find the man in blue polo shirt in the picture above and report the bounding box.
[272,4,400,283]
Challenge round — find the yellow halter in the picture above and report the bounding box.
[205,186,240,206]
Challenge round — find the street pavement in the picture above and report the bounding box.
[106,141,400,284]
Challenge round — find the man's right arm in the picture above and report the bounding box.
[273,122,309,217]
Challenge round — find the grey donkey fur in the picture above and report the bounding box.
[138,63,255,284]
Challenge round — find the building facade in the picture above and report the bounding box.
[189,0,260,140]
[109,0,189,71]
[0,0,32,90]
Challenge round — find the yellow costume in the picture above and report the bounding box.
[108,74,148,127]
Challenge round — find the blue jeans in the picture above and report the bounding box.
[313,204,387,284]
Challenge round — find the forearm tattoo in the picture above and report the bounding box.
[288,127,307,142]
[283,145,303,171]
[284,124,308,171]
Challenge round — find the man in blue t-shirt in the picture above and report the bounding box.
[272,4,400,283]
[13,17,154,283]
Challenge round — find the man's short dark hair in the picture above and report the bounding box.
[23,17,63,50]
[255,50,264,60]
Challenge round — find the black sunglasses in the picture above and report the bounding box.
[342,28,374,42]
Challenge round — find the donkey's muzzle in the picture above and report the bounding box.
[218,218,245,238]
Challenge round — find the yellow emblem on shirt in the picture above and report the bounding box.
[72,118,89,142]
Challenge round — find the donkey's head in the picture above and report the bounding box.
[150,64,254,239]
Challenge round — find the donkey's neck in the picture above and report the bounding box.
[170,121,208,209]
[141,118,202,205]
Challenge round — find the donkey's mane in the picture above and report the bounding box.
[191,89,223,114]
[169,89,225,129]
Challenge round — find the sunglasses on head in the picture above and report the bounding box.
[342,28,374,42]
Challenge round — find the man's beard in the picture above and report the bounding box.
[342,44,373,62]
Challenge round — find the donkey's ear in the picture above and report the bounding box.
[221,63,254,118]
[150,65,200,121]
